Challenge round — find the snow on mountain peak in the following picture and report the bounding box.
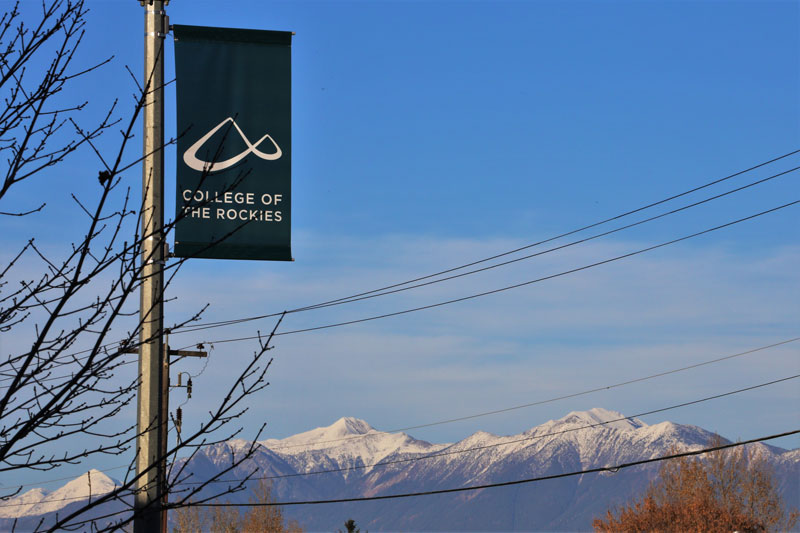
[0,469,119,519]
[59,469,117,498]
[0,488,49,518]
[329,417,374,436]
[260,417,377,450]
[552,408,646,432]
[3,409,797,530]
[259,416,380,453]
[257,417,445,476]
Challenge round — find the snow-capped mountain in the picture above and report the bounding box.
[0,470,118,520]
[2,408,797,531]
[258,416,447,478]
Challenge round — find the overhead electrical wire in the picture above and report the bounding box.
[0,332,210,387]
[169,149,800,334]
[7,337,797,495]
[3,153,797,493]
[255,200,800,336]
[261,337,800,451]
[0,338,211,386]
[280,167,800,314]
[1,191,792,384]
[12,429,798,522]
[10,200,784,479]
[169,373,800,484]
[2,465,131,491]
[172,165,800,336]
[0,492,101,510]
[6,151,798,367]
[192,429,800,507]
[0,339,134,386]
[4,376,797,509]
[0,357,138,386]
[176,199,799,346]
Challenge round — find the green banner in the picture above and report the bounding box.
[173,25,292,261]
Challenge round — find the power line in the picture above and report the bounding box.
[282,166,798,315]
[23,428,798,529]
[173,165,800,336]
[192,429,800,507]
[262,337,800,451]
[6,375,797,509]
[10,196,788,493]
[7,336,795,493]
[175,373,800,484]
[0,357,138,386]
[289,152,800,312]
[169,149,800,335]
[0,338,136,385]
[2,465,131,491]
[7,195,800,486]
[184,199,798,345]
[43,428,800,530]
[5,155,798,367]
[0,487,125,509]
[0,338,208,387]
[7,152,798,367]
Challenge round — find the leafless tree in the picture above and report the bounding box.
[0,1,282,531]
[171,480,303,533]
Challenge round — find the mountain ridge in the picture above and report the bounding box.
[1,408,797,531]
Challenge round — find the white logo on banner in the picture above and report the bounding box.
[183,117,282,172]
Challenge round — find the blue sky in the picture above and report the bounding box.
[1,0,798,489]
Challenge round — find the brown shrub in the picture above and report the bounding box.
[593,438,798,532]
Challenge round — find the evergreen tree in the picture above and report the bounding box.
[340,519,360,533]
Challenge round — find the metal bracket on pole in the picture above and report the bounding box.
[168,346,208,358]
[142,2,170,38]
[125,343,208,358]
[169,349,208,358]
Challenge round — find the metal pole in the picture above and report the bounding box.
[135,1,168,531]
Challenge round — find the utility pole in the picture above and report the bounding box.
[135,1,169,532]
